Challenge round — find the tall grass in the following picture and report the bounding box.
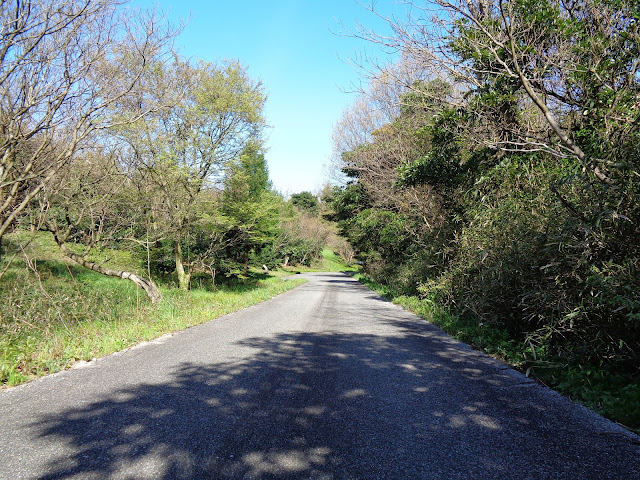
[0,231,305,387]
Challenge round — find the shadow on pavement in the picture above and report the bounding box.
[30,309,639,479]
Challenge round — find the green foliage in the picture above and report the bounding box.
[399,79,453,117]
[329,0,640,430]
[254,238,319,268]
[355,271,639,432]
[230,141,272,198]
[290,191,319,215]
[269,210,333,267]
[108,58,268,289]
[323,183,370,225]
[220,142,279,271]
[397,107,467,188]
[317,248,356,272]
[539,367,640,431]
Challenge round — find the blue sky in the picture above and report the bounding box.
[130,0,401,195]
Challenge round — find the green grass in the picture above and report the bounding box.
[0,231,305,387]
[280,248,358,274]
[8,232,635,432]
[353,272,640,433]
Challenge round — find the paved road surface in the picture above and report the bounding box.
[0,272,639,479]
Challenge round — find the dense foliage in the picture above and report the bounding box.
[329,0,640,388]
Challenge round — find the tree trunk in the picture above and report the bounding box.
[174,239,191,290]
[57,242,162,304]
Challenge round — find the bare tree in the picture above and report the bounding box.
[41,148,162,302]
[0,0,177,247]
[331,77,448,249]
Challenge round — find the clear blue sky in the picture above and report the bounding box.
[130,0,401,195]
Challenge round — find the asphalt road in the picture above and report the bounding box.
[0,272,639,480]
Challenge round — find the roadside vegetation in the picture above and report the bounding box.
[2,0,637,433]
[0,231,307,386]
[0,0,354,387]
[327,0,640,431]
[0,221,353,387]
[281,248,359,275]
[355,272,639,432]
[0,201,353,388]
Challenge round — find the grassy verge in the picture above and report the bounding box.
[353,272,640,433]
[280,248,359,274]
[0,232,306,387]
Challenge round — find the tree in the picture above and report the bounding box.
[221,141,278,275]
[115,60,267,289]
[40,148,162,302]
[332,0,640,371]
[290,191,318,215]
[353,0,640,185]
[0,0,177,250]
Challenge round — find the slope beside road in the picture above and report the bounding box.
[0,272,638,479]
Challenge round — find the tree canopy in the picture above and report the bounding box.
[290,191,319,215]
[0,0,336,298]
[330,0,640,384]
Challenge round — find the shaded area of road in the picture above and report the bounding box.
[0,273,638,479]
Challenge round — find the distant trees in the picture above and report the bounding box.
[290,191,318,215]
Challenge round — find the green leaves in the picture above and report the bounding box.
[290,192,319,215]
[397,107,466,188]
[326,0,640,431]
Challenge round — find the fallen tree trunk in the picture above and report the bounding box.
[58,242,162,304]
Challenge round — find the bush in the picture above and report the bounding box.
[419,155,640,373]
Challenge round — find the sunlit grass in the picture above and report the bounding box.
[280,248,358,274]
[0,231,305,387]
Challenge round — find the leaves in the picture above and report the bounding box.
[331,0,640,397]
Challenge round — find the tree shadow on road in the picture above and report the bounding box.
[30,312,640,479]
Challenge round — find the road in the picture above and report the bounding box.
[0,272,638,479]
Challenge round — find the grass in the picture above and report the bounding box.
[353,272,640,433]
[0,231,306,387]
[280,248,359,274]
[9,233,634,432]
